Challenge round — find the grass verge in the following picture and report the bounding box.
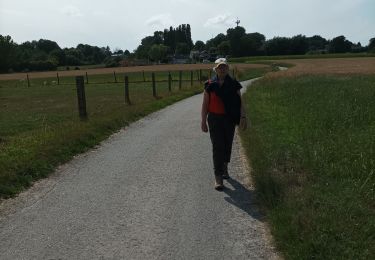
[240,75,375,259]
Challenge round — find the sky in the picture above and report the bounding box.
[0,0,374,51]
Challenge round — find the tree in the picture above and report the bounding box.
[328,35,352,53]
[265,37,292,55]
[368,37,375,52]
[226,26,246,57]
[36,39,60,53]
[0,35,17,72]
[153,31,164,45]
[206,33,226,50]
[246,32,266,55]
[194,40,205,51]
[49,49,66,65]
[135,44,150,59]
[148,44,168,63]
[307,35,328,52]
[175,42,189,55]
[217,41,231,56]
[290,35,308,54]
[238,33,266,56]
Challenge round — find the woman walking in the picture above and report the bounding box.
[201,58,247,191]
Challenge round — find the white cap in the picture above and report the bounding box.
[213,58,228,69]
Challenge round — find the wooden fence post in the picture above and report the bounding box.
[113,71,117,83]
[75,76,87,120]
[85,72,89,84]
[179,71,182,90]
[124,75,130,105]
[168,72,172,92]
[27,74,30,87]
[190,71,193,86]
[152,72,156,97]
[56,72,60,85]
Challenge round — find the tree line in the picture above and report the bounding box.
[0,35,128,73]
[1,24,375,73]
[137,25,375,62]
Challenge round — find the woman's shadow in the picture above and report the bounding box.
[223,177,264,222]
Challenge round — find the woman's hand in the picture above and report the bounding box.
[201,120,208,132]
[239,117,247,131]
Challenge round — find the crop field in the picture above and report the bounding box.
[240,57,375,259]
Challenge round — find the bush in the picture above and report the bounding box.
[104,57,120,68]
[28,60,57,71]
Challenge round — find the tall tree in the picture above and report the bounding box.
[290,35,309,54]
[148,44,169,63]
[307,35,328,51]
[226,26,246,57]
[194,40,205,51]
[206,33,227,50]
[36,39,60,53]
[217,41,231,56]
[329,35,352,53]
[0,35,17,72]
[368,37,375,51]
[265,37,292,55]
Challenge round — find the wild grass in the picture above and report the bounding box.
[240,75,375,259]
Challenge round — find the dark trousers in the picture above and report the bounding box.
[207,113,236,176]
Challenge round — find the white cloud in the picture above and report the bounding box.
[61,5,83,17]
[204,14,236,28]
[145,14,174,28]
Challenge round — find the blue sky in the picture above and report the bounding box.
[0,0,374,51]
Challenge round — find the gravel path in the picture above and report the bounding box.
[0,79,279,259]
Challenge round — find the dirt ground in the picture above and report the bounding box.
[269,57,375,77]
[0,63,267,81]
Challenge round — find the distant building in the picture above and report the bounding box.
[173,54,190,64]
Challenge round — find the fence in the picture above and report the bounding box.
[19,68,237,119]
[22,68,237,87]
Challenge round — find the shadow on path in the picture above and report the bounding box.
[223,177,264,222]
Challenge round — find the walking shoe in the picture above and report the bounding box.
[214,175,224,191]
[222,163,230,179]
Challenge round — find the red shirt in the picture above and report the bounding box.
[208,91,225,114]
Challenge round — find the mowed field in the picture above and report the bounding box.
[0,63,267,81]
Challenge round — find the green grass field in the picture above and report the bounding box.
[0,67,270,198]
[240,75,375,259]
